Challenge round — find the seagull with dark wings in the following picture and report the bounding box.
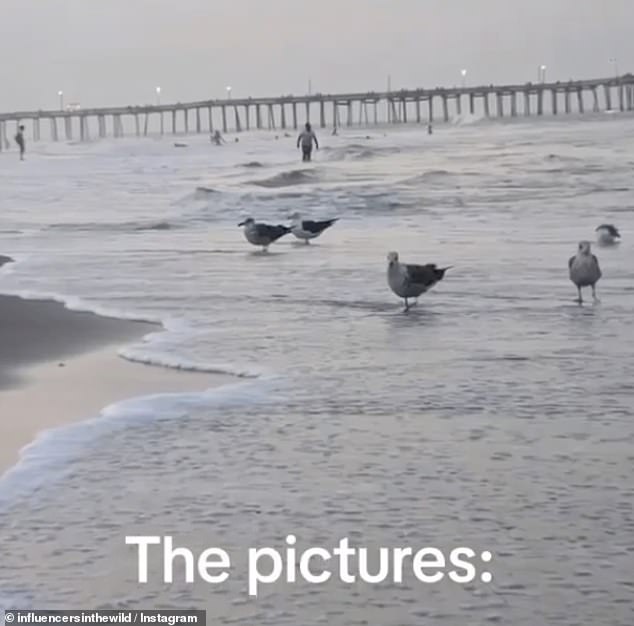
[387,251,451,311]
[238,217,290,252]
[595,224,620,247]
[289,212,338,244]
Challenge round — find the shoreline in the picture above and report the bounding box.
[0,255,231,475]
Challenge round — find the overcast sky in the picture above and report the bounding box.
[1,0,632,111]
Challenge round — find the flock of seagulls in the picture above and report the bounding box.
[238,214,338,251]
[238,216,622,311]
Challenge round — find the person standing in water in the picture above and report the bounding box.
[15,125,25,160]
[211,130,226,145]
[297,122,319,162]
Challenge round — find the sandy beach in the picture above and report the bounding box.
[0,255,229,474]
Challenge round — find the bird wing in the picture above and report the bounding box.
[596,224,620,237]
[301,219,338,234]
[592,254,602,277]
[404,263,438,287]
[568,255,575,270]
[255,224,290,240]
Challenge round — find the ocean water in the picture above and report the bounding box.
[1,115,633,625]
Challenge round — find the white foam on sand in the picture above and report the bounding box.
[0,358,274,510]
[118,348,265,379]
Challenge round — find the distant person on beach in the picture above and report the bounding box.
[297,122,319,162]
[427,123,433,135]
[15,125,25,160]
[332,127,338,136]
[211,130,225,145]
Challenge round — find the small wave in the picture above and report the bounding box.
[545,153,585,163]
[584,185,630,195]
[566,166,609,175]
[118,350,263,379]
[401,170,452,185]
[241,161,264,168]
[134,221,172,231]
[346,147,400,161]
[353,149,376,160]
[325,144,401,162]
[42,220,177,233]
[452,113,486,126]
[0,377,272,511]
[194,186,218,198]
[252,169,318,188]
[0,589,35,612]
[0,287,164,326]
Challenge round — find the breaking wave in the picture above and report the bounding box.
[252,169,319,188]
[194,186,219,197]
[42,220,176,233]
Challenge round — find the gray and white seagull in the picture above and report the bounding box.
[387,251,451,311]
[289,212,338,244]
[569,240,601,303]
[595,224,620,247]
[238,217,291,252]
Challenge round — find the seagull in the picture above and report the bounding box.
[595,224,621,247]
[387,251,451,311]
[238,218,291,252]
[569,241,601,303]
[288,212,338,244]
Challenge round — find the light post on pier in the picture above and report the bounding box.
[155,87,164,135]
[226,86,232,100]
[539,65,547,83]
[387,74,392,123]
[58,90,64,111]
[610,57,619,79]
[461,69,467,88]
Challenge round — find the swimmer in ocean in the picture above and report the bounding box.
[297,122,319,162]
[15,125,25,160]
[211,130,225,145]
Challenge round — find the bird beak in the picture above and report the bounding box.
[442,266,454,272]
[238,222,245,227]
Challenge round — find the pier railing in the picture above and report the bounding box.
[1,74,633,148]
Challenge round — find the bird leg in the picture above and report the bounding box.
[576,286,583,304]
[304,239,309,245]
[592,284,600,303]
[403,298,410,312]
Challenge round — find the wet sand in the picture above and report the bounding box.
[0,255,230,474]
